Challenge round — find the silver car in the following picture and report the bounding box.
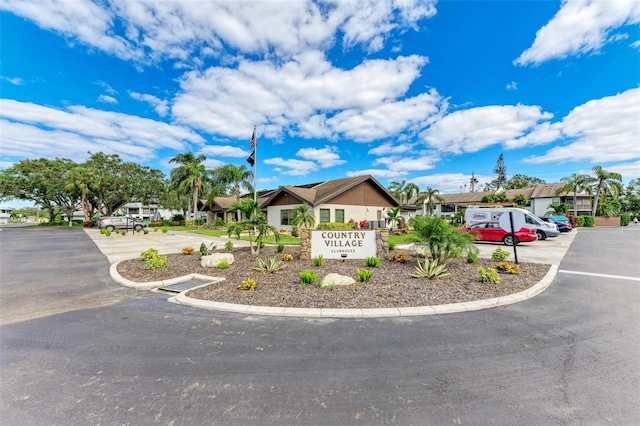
[97,216,146,231]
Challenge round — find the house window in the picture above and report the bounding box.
[335,209,344,223]
[280,209,292,226]
[320,209,330,223]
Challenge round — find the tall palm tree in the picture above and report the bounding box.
[417,187,445,216]
[213,164,254,221]
[591,166,623,216]
[169,152,207,220]
[556,173,594,216]
[291,202,316,229]
[388,180,407,203]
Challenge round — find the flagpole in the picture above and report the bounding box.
[253,126,257,203]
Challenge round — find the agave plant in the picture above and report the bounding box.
[253,256,285,273]
[411,257,450,279]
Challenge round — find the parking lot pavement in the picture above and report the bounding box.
[84,228,250,264]
[398,229,577,266]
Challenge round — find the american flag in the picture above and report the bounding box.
[250,127,256,148]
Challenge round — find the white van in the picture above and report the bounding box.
[464,207,560,240]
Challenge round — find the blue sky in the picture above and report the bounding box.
[1,0,639,205]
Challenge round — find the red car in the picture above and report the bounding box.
[458,221,538,246]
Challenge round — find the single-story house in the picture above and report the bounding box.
[429,182,592,219]
[224,175,401,230]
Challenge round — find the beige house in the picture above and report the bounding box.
[258,175,401,230]
[430,182,592,218]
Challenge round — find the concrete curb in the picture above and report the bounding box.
[165,265,559,318]
[109,262,221,291]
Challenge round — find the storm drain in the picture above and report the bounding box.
[159,279,211,293]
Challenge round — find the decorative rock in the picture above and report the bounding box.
[321,273,356,287]
[201,253,235,268]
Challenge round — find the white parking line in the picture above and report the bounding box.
[559,270,640,282]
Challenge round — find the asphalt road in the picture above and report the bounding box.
[1,225,638,425]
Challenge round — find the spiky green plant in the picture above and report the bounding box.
[364,256,380,267]
[299,270,318,286]
[313,255,324,267]
[253,256,285,273]
[411,258,450,279]
[356,268,373,282]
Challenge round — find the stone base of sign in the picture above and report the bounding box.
[300,228,389,260]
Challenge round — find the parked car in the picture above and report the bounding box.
[97,216,147,231]
[464,207,560,240]
[457,221,538,246]
[541,217,572,232]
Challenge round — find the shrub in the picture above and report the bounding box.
[316,222,358,230]
[253,256,285,273]
[181,246,195,255]
[161,227,169,233]
[478,267,500,284]
[364,256,380,267]
[276,243,285,252]
[621,214,631,226]
[411,258,450,279]
[153,227,159,232]
[356,268,373,282]
[580,215,594,227]
[358,220,369,229]
[495,261,521,274]
[313,255,324,267]
[466,251,479,264]
[185,220,195,227]
[389,252,409,263]
[199,242,217,257]
[140,248,159,261]
[143,229,149,235]
[408,216,474,264]
[491,248,510,262]
[224,241,234,251]
[217,260,230,269]
[281,253,293,261]
[120,230,126,236]
[291,227,299,237]
[145,255,167,270]
[299,270,318,286]
[172,214,185,222]
[388,242,396,250]
[214,218,225,227]
[238,278,256,291]
[83,220,94,228]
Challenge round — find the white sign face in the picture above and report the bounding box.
[498,210,526,232]
[311,230,377,259]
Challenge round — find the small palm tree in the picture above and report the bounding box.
[291,202,315,229]
[417,187,445,216]
[389,180,407,203]
[227,198,280,255]
[556,173,594,216]
[385,207,402,230]
[546,203,569,216]
[408,216,474,264]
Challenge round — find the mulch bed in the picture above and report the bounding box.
[116,246,551,309]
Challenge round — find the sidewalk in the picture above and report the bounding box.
[84,228,250,264]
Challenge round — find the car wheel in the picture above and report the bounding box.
[503,235,519,246]
[106,225,115,231]
[134,224,143,232]
[536,230,546,240]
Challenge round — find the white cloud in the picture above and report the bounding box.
[1,76,24,85]
[608,160,640,180]
[97,94,118,104]
[506,81,517,90]
[368,142,415,156]
[0,99,204,164]
[296,146,346,167]
[523,87,640,164]
[2,0,437,64]
[201,145,248,158]
[631,40,640,49]
[411,173,494,194]
[129,91,169,116]
[172,53,430,140]
[263,157,319,176]
[372,152,439,172]
[420,105,553,154]
[346,168,408,179]
[94,80,118,95]
[515,0,640,66]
